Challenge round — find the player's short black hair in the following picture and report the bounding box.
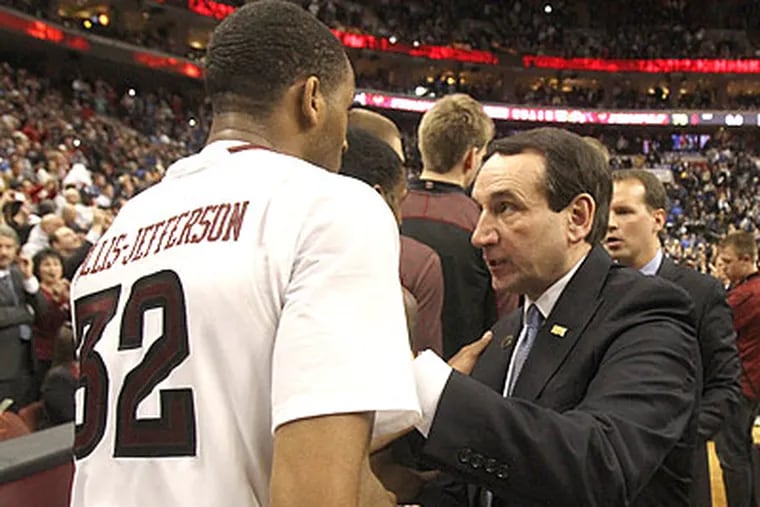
[205,0,350,118]
[340,127,404,192]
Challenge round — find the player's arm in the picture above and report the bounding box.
[271,184,420,505]
[270,412,395,507]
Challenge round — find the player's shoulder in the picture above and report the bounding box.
[273,155,388,209]
[226,148,380,199]
[306,173,393,232]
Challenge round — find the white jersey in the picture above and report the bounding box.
[70,141,421,507]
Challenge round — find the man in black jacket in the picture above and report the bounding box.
[400,94,504,359]
[0,224,48,410]
[397,128,700,506]
[606,168,740,507]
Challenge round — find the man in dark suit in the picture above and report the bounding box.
[394,128,699,506]
[606,169,740,507]
[0,224,48,410]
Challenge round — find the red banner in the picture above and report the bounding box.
[0,10,89,50]
[523,55,760,74]
[185,0,498,65]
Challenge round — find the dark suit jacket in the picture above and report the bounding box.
[0,266,48,381]
[657,256,740,440]
[415,246,700,507]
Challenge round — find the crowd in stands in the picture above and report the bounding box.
[5,0,760,61]
[304,0,760,58]
[2,59,759,277]
[0,39,757,447]
[6,0,760,111]
[0,59,205,434]
[603,129,760,274]
[355,73,757,111]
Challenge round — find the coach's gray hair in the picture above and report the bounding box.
[0,224,19,245]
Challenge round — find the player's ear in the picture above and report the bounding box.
[299,76,322,129]
[372,184,386,199]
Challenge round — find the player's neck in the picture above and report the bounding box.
[206,117,277,150]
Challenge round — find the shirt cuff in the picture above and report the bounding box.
[23,276,39,294]
[412,350,452,437]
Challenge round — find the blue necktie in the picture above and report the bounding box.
[506,304,543,396]
[482,304,544,507]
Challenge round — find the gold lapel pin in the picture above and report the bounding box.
[550,325,568,338]
[500,334,514,349]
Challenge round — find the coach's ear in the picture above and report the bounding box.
[299,76,324,129]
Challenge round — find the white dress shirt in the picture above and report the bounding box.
[413,255,587,436]
[0,268,39,294]
[638,249,664,276]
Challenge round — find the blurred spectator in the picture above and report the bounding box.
[21,213,64,258]
[30,248,70,391]
[39,324,77,429]
[8,0,760,62]
[0,225,47,411]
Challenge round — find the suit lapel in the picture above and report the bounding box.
[512,246,611,400]
[656,255,681,284]
[471,310,522,393]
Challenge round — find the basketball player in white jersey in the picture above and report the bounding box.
[70,2,421,505]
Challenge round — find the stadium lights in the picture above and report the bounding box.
[82,13,109,30]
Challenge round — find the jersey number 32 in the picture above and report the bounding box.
[73,270,196,459]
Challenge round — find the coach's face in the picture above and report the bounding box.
[471,152,581,300]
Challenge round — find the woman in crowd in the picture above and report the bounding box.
[31,248,70,391]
